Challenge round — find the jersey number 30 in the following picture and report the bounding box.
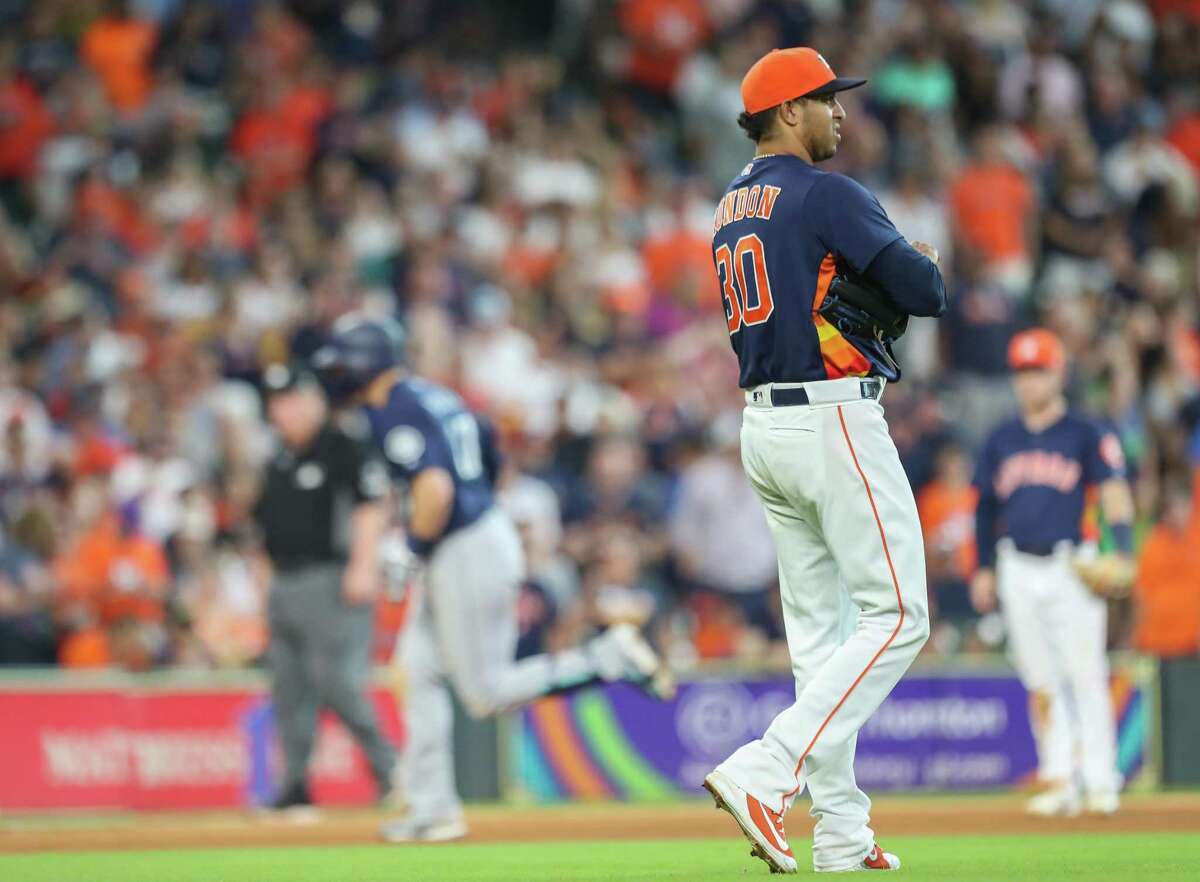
[715,234,775,335]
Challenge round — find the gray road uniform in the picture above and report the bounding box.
[365,377,661,835]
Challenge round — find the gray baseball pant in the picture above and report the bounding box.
[399,508,607,822]
[268,561,396,795]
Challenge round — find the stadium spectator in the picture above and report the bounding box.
[52,480,171,670]
[1134,475,1200,657]
[616,0,712,97]
[998,16,1083,123]
[669,418,780,641]
[874,38,957,114]
[949,126,1037,292]
[80,0,158,115]
[917,442,978,622]
[0,40,55,222]
[0,525,55,665]
[0,0,1195,670]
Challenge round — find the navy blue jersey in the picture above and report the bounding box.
[973,411,1125,560]
[712,154,940,386]
[363,377,498,543]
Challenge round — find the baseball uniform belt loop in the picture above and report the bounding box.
[745,378,883,408]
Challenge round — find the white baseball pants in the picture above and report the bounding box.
[995,541,1120,795]
[717,381,930,871]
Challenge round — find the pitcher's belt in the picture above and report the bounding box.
[745,378,884,408]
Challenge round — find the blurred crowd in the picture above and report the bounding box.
[1,0,1198,672]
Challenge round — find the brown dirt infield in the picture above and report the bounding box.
[3,793,1199,853]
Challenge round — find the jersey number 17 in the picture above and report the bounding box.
[443,413,484,481]
[715,233,775,335]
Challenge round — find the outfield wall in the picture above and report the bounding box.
[504,656,1157,801]
[0,671,404,811]
[0,656,1158,811]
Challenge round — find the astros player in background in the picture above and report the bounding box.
[701,48,946,874]
[311,315,673,843]
[971,329,1135,817]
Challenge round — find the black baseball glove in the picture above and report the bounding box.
[817,271,910,381]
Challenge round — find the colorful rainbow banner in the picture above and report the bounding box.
[513,689,676,801]
[507,663,1151,801]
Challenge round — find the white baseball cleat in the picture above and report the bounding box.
[1025,784,1082,817]
[1084,791,1120,815]
[379,815,468,843]
[596,623,677,700]
[703,769,798,875]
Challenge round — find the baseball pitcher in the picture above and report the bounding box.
[702,48,947,874]
[971,328,1134,817]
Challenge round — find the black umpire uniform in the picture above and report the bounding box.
[254,364,396,809]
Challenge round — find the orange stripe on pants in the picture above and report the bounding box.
[775,405,907,813]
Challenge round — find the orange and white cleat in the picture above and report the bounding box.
[816,842,901,873]
[703,770,798,875]
[860,843,901,870]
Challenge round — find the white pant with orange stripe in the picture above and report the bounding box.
[717,380,930,871]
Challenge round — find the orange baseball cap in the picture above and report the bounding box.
[1008,328,1066,371]
[741,48,867,114]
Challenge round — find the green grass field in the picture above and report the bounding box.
[4,833,1197,882]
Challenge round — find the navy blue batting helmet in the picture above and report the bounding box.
[310,313,407,403]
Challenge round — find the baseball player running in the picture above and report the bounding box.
[702,48,946,874]
[312,315,674,843]
[971,328,1134,816]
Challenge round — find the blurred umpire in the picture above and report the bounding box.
[254,362,397,811]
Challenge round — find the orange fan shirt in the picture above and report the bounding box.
[1135,519,1200,657]
[80,17,158,113]
[948,163,1033,263]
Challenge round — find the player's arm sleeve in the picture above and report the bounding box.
[809,174,904,271]
[972,440,1000,570]
[861,238,948,317]
[1082,423,1124,484]
[810,173,946,316]
[1085,423,1135,552]
[378,407,456,482]
[378,407,457,556]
